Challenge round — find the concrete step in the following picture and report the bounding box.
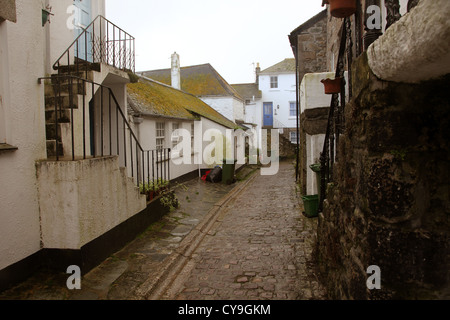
[45,109,71,124]
[54,62,101,74]
[45,95,80,110]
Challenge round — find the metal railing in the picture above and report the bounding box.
[318,0,419,212]
[39,75,170,191]
[53,15,135,78]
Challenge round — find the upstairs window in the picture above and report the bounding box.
[270,76,278,89]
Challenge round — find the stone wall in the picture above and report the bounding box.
[315,53,450,299]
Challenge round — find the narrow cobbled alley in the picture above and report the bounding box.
[158,162,327,300]
[0,162,326,300]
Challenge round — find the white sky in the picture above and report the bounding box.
[106,0,325,84]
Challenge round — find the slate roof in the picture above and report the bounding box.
[259,58,296,75]
[230,83,262,101]
[139,64,244,101]
[127,76,239,129]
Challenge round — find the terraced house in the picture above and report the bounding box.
[127,74,247,182]
[139,54,246,127]
[0,0,172,291]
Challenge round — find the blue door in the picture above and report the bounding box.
[263,102,273,127]
[74,0,93,62]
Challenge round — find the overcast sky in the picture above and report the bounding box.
[106,0,325,84]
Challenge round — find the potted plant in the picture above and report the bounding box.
[324,0,357,18]
[321,77,343,94]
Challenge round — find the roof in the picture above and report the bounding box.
[127,76,239,129]
[259,59,296,75]
[230,83,262,101]
[139,64,244,101]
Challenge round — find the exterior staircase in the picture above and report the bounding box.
[44,62,98,159]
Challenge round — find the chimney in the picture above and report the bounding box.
[171,52,181,90]
[255,62,261,85]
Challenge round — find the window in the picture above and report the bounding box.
[156,122,165,149]
[171,123,179,150]
[290,131,298,144]
[270,76,278,89]
[290,102,296,117]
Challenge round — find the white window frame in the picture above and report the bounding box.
[289,102,296,118]
[171,122,180,150]
[290,131,298,144]
[156,122,165,150]
[270,76,278,89]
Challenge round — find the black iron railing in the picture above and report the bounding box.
[53,15,135,78]
[318,0,420,212]
[38,75,170,191]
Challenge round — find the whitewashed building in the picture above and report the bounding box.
[0,0,162,291]
[127,74,245,182]
[258,59,298,144]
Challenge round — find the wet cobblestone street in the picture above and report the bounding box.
[0,162,327,300]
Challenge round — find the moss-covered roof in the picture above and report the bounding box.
[127,77,239,129]
[139,64,244,100]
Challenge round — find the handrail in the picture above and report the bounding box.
[53,15,135,77]
[318,18,349,213]
[39,75,169,189]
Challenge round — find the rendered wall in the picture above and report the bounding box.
[0,0,46,271]
[37,156,146,250]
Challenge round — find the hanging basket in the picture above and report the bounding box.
[327,0,356,18]
[321,77,342,94]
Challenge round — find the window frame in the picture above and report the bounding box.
[270,76,278,89]
[156,122,165,150]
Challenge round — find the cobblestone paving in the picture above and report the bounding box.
[162,162,327,300]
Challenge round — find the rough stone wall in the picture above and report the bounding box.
[297,14,328,82]
[316,53,450,300]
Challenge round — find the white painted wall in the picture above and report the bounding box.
[300,72,348,196]
[200,96,244,123]
[45,0,106,74]
[37,156,146,249]
[259,73,297,129]
[244,99,263,150]
[300,72,335,113]
[0,0,47,271]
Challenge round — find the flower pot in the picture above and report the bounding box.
[321,77,342,94]
[327,0,356,18]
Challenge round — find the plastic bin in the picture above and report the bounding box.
[302,195,319,218]
[222,159,237,185]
